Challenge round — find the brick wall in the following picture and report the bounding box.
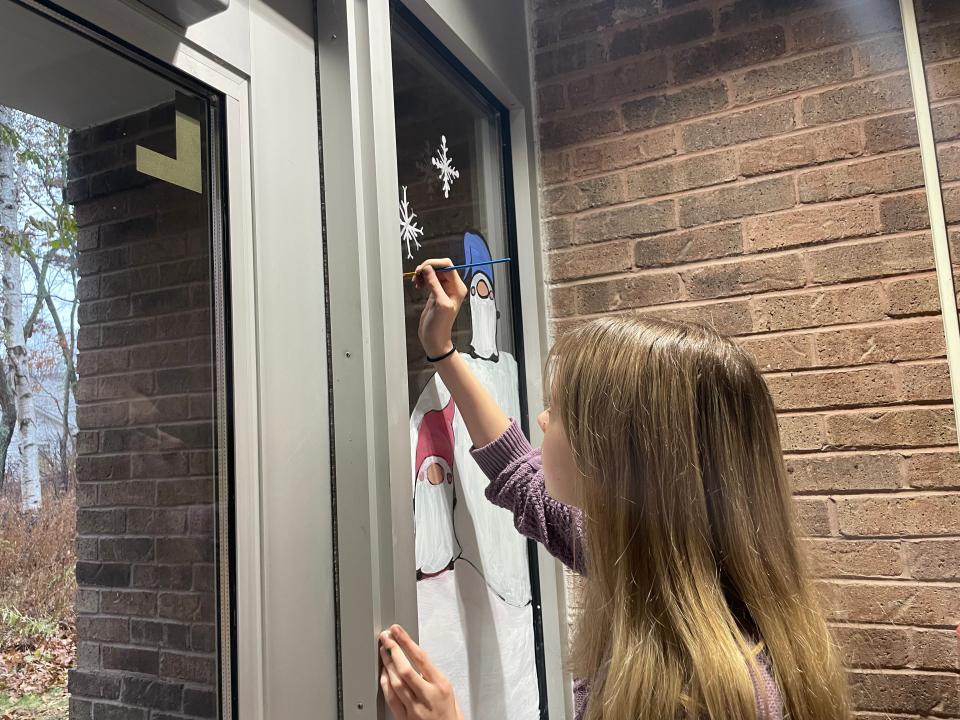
[532,0,960,715]
[66,104,219,720]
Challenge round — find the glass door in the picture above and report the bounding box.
[392,6,546,720]
[0,1,233,717]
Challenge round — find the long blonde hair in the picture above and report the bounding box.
[546,316,848,720]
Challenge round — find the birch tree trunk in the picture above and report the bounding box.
[0,106,40,511]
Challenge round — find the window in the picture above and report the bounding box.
[393,7,546,719]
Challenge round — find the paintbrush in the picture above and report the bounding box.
[403,257,512,278]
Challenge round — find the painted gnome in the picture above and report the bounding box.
[412,400,459,576]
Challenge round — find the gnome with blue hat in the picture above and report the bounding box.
[462,231,500,361]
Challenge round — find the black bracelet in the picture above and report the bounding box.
[426,345,456,363]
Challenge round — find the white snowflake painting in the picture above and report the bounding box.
[431,134,460,199]
[399,185,425,259]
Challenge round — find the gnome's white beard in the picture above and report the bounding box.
[414,464,458,575]
[470,293,499,360]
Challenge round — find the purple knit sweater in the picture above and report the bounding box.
[469,420,784,720]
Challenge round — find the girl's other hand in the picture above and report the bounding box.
[414,258,467,358]
[379,624,462,720]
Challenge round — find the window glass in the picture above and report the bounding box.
[0,2,231,717]
[393,9,544,720]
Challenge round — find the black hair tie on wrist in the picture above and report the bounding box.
[426,346,456,363]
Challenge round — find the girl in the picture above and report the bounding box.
[379,259,849,720]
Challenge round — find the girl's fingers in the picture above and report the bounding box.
[418,264,451,305]
[389,625,440,683]
[380,631,428,696]
[379,644,416,708]
[380,668,408,720]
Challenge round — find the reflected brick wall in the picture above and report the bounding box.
[66,104,219,720]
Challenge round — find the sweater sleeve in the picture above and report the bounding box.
[470,420,585,574]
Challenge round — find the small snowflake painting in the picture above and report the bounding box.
[431,134,459,199]
[399,185,424,259]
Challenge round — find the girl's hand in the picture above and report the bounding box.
[413,258,467,359]
[379,624,463,720]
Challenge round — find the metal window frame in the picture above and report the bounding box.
[317,0,571,718]
[7,1,340,718]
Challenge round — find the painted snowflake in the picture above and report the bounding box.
[399,185,424,259]
[431,135,460,199]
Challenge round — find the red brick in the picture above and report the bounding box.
[634,223,743,269]
[540,109,621,150]
[672,26,787,84]
[879,190,929,233]
[837,493,960,537]
[905,539,960,580]
[803,538,902,578]
[914,628,960,670]
[826,407,957,450]
[551,271,684,316]
[798,152,924,203]
[567,57,668,109]
[159,651,215,685]
[740,334,815,371]
[100,590,157,617]
[743,198,878,252]
[571,129,675,177]
[817,580,960,625]
[793,496,832,536]
[863,111,920,154]
[778,414,825,452]
[543,174,624,216]
[831,625,911,668]
[739,124,862,177]
[900,360,952,402]
[814,318,946,367]
[801,76,914,126]
[609,8,713,58]
[752,284,888,334]
[679,176,796,227]
[681,254,804,300]
[791,0,902,52]
[805,234,933,285]
[786,452,902,494]
[767,366,900,411]
[541,217,574,249]
[624,150,737,201]
[573,200,676,243]
[621,80,728,132]
[929,59,960,101]
[549,241,633,282]
[884,275,941,317]
[848,670,958,715]
[905,451,960,489]
[939,144,960,182]
[540,149,571,184]
[681,101,796,153]
[934,101,960,142]
[733,47,855,104]
[858,35,907,75]
[557,1,614,41]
